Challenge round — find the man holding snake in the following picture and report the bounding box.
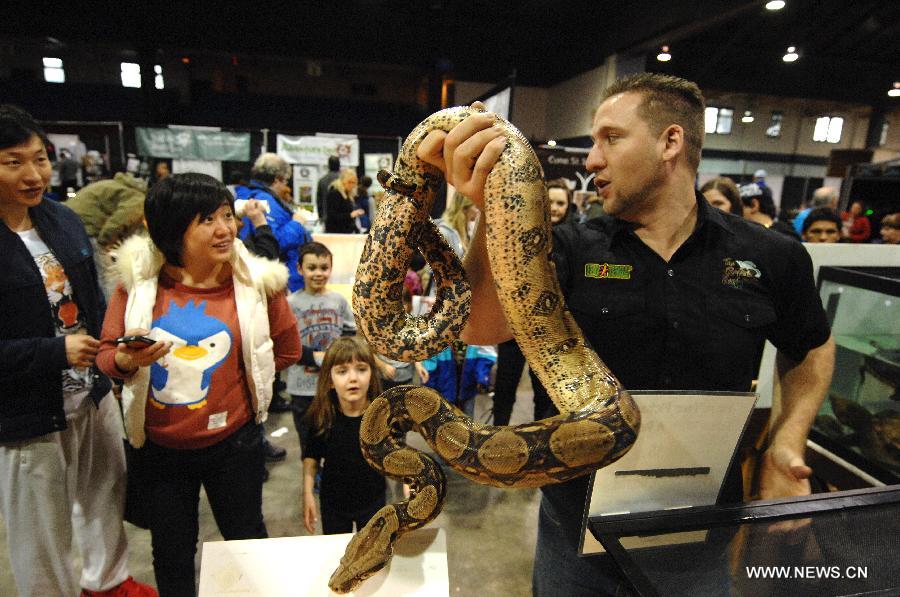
[417,73,834,596]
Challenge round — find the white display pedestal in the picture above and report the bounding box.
[198,528,448,596]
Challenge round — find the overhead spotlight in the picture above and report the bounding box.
[181,56,191,64]
[547,140,557,147]
[742,111,755,123]
[765,0,786,10]
[889,82,900,98]
[656,45,672,62]
[782,46,799,62]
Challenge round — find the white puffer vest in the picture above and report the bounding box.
[114,235,289,448]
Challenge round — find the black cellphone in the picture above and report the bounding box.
[115,335,156,348]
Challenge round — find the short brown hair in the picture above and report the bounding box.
[602,73,705,171]
[299,241,333,267]
[880,213,900,229]
[699,176,742,216]
[546,178,572,204]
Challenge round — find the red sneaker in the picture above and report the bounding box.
[81,576,158,597]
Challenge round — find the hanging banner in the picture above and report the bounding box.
[276,135,360,167]
[536,146,591,185]
[135,128,250,161]
[363,153,394,191]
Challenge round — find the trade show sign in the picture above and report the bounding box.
[135,128,251,161]
[536,146,592,187]
[276,135,360,166]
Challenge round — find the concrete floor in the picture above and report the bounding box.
[0,376,544,596]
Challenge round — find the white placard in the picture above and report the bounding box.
[199,528,448,596]
[581,391,756,555]
[293,163,320,211]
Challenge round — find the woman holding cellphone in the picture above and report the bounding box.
[97,173,300,596]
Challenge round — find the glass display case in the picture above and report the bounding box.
[812,266,900,484]
[589,486,900,597]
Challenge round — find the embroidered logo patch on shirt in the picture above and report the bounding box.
[585,263,633,279]
[722,258,762,289]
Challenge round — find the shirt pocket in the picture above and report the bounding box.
[565,286,649,353]
[567,285,647,322]
[701,291,776,382]
[706,291,777,330]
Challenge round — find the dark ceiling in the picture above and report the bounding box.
[8,0,900,106]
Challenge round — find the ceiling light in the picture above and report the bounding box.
[547,140,557,147]
[782,46,798,62]
[656,45,671,62]
[765,0,786,10]
[889,82,900,98]
[742,111,755,123]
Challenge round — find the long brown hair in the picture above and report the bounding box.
[304,336,383,437]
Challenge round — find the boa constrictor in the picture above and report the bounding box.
[331,107,641,593]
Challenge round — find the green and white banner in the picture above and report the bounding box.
[136,128,251,161]
[276,134,359,166]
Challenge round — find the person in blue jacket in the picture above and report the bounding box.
[236,153,311,292]
[422,342,496,417]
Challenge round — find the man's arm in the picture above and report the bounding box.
[759,335,835,499]
[416,102,508,345]
[459,218,512,345]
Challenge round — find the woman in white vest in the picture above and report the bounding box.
[97,173,301,596]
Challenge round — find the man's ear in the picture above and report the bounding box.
[751,198,761,214]
[660,124,684,162]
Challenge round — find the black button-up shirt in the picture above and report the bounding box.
[552,191,829,394]
[542,192,831,538]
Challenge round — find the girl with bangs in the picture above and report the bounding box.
[302,336,387,535]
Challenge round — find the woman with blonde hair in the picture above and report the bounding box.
[324,168,365,233]
[440,191,480,253]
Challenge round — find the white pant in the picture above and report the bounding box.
[0,394,130,596]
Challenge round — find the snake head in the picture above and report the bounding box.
[378,169,418,196]
[328,506,401,593]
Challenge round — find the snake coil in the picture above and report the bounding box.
[330,107,641,593]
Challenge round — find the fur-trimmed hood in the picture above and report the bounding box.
[112,233,288,448]
[112,234,289,296]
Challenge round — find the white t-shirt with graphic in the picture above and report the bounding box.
[17,228,93,415]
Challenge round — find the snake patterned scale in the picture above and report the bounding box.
[333,106,641,593]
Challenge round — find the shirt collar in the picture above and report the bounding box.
[602,189,736,242]
[696,189,736,236]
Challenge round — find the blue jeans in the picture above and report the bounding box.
[137,421,267,597]
[533,494,629,597]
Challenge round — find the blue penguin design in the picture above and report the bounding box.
[149,300,233,409]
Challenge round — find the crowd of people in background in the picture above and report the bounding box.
[2,85,899,597]
[39,134,900,249]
